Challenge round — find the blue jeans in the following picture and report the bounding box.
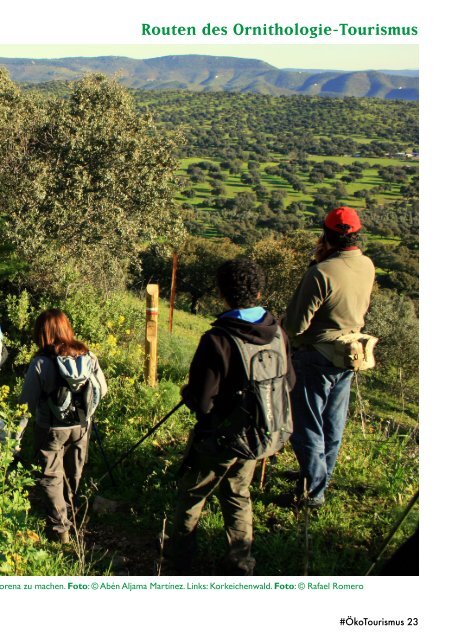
[290,349,353,500]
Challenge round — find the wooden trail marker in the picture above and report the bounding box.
[145,284,159,387]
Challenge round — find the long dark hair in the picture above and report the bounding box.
[323,226,360,249]
[34,309,88,357]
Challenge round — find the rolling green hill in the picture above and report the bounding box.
[0,55,418,99]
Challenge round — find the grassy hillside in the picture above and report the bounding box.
[1,291,418,577]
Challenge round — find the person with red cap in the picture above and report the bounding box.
[283,207,375,506]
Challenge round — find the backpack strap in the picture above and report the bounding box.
[272,326,288,375]
[217,326,251,379]
[216,325,288,380]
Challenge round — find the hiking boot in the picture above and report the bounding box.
[272,491,301,508]
[273,489,325,509]
[294,478,326,508]
[221,555,256,576]
[153,532,194,576]
[281,469,301,481]
[304,495,325,509]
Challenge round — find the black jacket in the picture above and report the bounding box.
[182,311,296,435]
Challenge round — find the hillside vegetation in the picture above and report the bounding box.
[1,290,418,576]
[0,70,418,576]
[3,54,419,98]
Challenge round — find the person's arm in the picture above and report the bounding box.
[283,267,328,338]
[0,327,7,369]
[281,329,296,390]
[181,332,227,418]
[0,344,8,369]
[91,354,108,398]
[16,359,43,439]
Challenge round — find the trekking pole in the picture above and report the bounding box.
[97,400,185,484]
[302,478,312,576]
[259,458,267,489]
[365,490,419,576]
[91,420,118,488]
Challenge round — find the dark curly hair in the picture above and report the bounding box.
[217,259,266,309]
[323,225,360,249]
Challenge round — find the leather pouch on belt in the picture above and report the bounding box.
[331,333,379,371]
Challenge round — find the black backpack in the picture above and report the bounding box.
[199,326,293,460]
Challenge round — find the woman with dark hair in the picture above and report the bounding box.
[19,309,107,543]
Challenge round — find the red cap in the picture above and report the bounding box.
[324,207,362,234]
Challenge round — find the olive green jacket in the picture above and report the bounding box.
[283,249,375,358]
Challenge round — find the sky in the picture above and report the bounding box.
[0,44,418,71]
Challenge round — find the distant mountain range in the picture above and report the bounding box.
[0,55,419,100]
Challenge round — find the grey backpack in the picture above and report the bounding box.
[48,354,101,428]
[204,326,293,460]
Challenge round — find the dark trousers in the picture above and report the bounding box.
[35,426,89,534]
[171,447,257,573]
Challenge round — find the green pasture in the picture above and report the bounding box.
[175,152,418,212]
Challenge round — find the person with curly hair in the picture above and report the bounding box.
[165,258,295,575]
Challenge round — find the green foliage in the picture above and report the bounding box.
[142,235,243,314]
[5,291,32,332]
[364,288,419,398]
[0,77,419,576]
[0,386,79,575]
[136,91,418,158]
[1,291,37,366]
[153,92,418,254]
[366,240,418,298]
[362,200,418,239]
[251,230,318,316]
[0,71,185,295]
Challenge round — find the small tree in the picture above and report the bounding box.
[0,71,184,295]
[364,288,419,398]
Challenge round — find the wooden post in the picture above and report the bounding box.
[145,284,159,387]
[168,251,178,335]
